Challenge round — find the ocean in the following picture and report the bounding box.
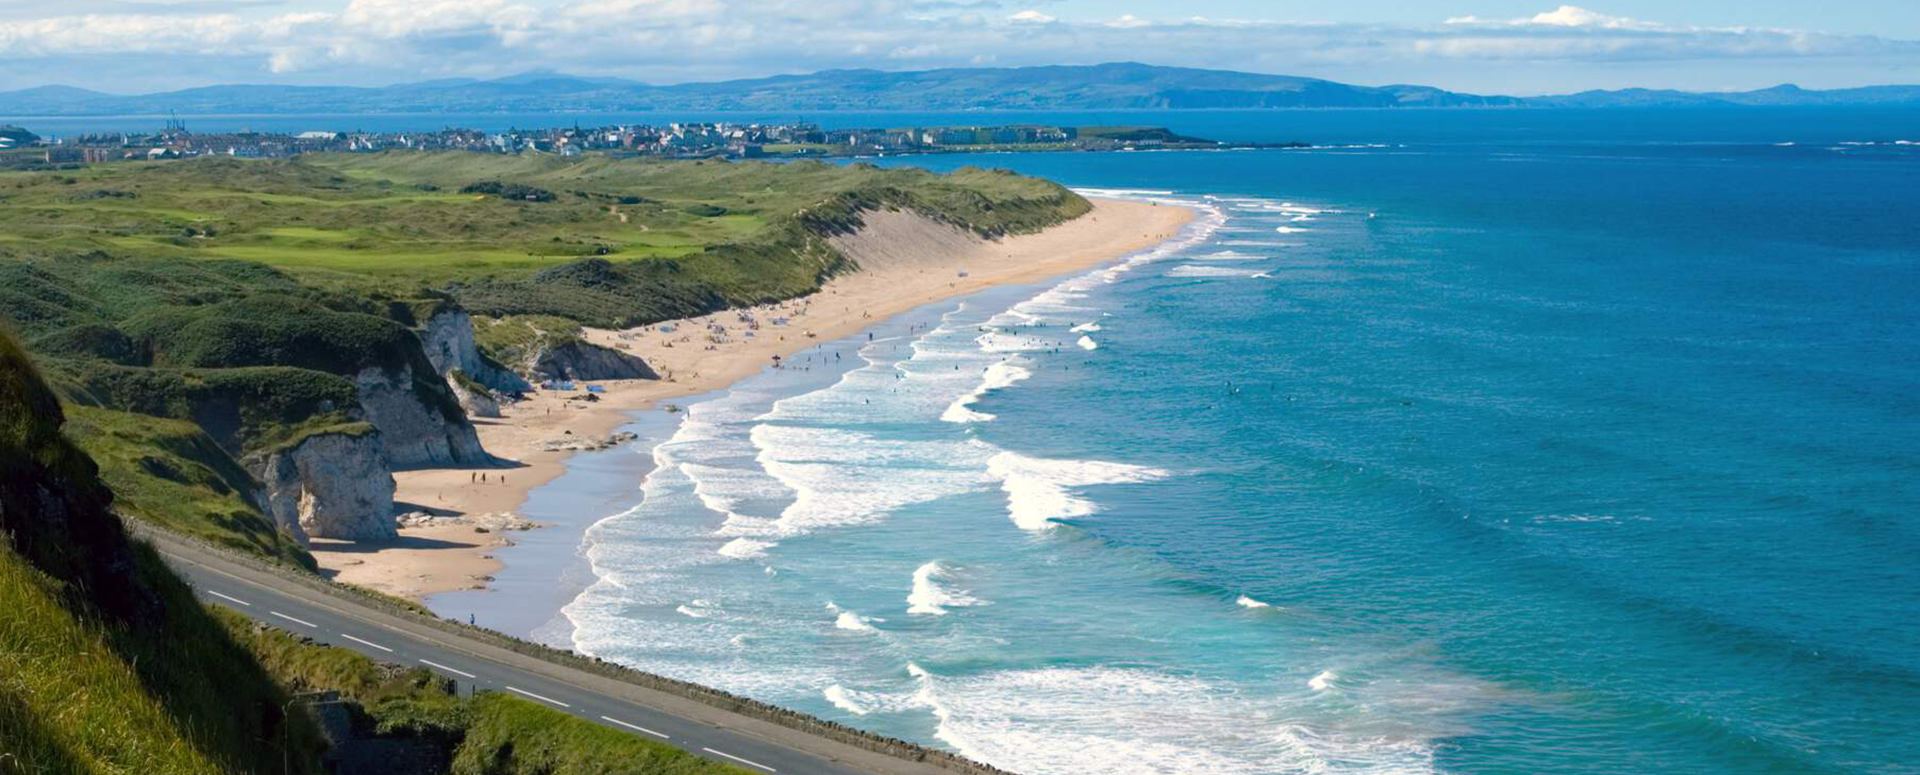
[429,109,1920,774]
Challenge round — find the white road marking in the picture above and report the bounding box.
[338,633,393,653]
[270,611,317,628]
[207,590,252,607]
[703,748,776,772]
[418,659,476,679]
[506,686,570,708]
[599,715,669,739]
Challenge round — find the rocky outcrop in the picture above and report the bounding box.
[353,365,490,470]
[537,430,638,453]
[249,430,396,542]
[529,341,658,381]
[448,377,500,419]
[417,310,529,392]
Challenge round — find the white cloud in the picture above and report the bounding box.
[1446,5,1661,31]
[0,2,1914,92]
[888,43,940,59]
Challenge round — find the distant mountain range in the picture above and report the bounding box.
[2,63,1916,116]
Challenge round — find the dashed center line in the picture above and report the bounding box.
[338,633,393,653]
[206,590,252,607]
[505,686,570,708]
[418,659,476,679]
[703,748,776,772]
[270,611,317,628]
[599,715,669,739]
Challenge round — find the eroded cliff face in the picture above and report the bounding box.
[353,365,490,469]
[249,431,396,542]
[529,341,659,381]
[418,310,529,392]
[449,378,501,419]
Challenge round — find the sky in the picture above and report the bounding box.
[0,0,1916,95]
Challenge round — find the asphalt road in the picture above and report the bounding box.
[151,535,959,775]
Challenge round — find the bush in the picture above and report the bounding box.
[459,181,555,202]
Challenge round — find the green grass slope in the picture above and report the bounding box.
[453,693,749,775]
[1,328,328,774]
[5,329,745,774]
[224,607,752,775]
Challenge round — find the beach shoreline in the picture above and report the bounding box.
[309,196,1194,601]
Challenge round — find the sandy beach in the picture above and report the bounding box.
[310,197,1194,600]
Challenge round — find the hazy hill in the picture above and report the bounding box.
[2,63,1914,116]
[1531,82,1920,107]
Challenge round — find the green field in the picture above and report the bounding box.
[0,153,1084,305]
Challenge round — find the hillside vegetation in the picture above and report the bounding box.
[229,612,751,775]
[1,328,329,774]
[0,151,1088,565]
[3,328,752,774]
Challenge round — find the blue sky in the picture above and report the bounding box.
[0,1,1915,95]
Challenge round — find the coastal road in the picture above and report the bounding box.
[146,532,965,775]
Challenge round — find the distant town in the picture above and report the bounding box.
[0,120,1300,168]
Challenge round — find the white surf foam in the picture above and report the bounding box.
[907,561,983,615]
[1070,322,1102,333]
[1276,226,1310,234]
[1236,595,1272,609]
[1195,250,1262,261]
[834,610,879,632]
[824,685,871,714]
[898,663,1436,775]
[717,537,775,560]
[987,451,1169,531]
[941,360,1033,424]
[751,425,994,534]
[1309,670,1339,691]
[1077,335,1099,350]
[1168,265,1265,278]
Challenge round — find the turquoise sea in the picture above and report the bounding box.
[424,109,1920,774]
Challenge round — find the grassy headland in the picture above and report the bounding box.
[0,151,1088,565]
[2,328,751,773]
[1,328,330,774]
